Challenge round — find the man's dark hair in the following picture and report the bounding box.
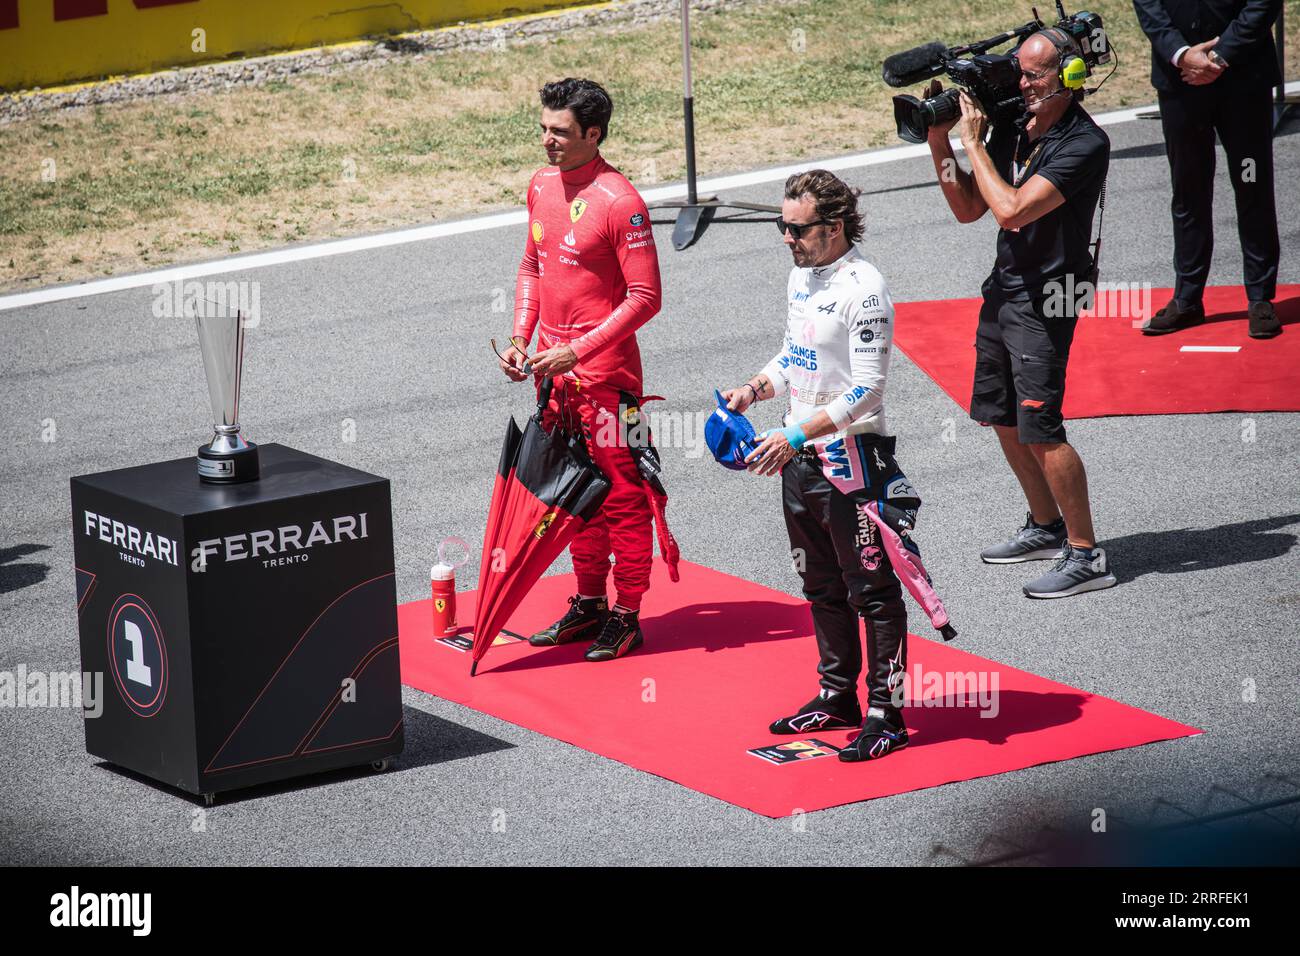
[784,170,865,244]
[540,78,614,145]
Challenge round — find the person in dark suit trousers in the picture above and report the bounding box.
[1133,0,1284,338]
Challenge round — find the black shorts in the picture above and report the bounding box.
[970,277,1079,444]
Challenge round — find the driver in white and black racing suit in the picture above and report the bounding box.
[723,169,928,762]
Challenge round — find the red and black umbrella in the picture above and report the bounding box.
[471,377,610,674]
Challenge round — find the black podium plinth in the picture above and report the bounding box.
[70,444,403,801]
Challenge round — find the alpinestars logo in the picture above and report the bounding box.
[886,476,917,500]
[868,733,900,759]
[788,711,832,732]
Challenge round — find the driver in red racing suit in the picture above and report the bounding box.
[498,77,669,662]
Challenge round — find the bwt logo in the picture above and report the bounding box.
[50,886,151,937]
[152,279,261,327]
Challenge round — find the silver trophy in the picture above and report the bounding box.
[196,310,259,483]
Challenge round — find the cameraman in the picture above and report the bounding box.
[924,30,1116,598]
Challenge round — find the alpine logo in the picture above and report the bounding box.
[817,301,837,314]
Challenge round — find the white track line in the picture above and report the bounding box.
[3,81,1296,313]
[1180,345,1242,352]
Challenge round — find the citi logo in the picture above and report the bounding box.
[50,886,151,936]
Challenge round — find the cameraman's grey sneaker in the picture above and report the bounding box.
[1023,546,1117,599]
[981,512,1067,564]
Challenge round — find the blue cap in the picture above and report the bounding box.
[705,390,759,471]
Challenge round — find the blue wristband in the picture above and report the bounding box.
[779,423,808,451]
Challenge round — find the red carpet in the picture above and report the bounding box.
[399,560,1200,817]
[893,285,1300,418]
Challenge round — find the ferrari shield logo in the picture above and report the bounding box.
[435,598,446,613]
[533,512,557,539]
[570,198,588,223]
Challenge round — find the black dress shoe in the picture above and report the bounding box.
[1248,301,1281,339]
[1142,299,1205,335]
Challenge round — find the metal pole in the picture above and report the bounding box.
[680,1,698,206]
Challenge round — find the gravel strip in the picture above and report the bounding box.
[0,0,767,123]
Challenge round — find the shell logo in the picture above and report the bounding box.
[531,220,544,243]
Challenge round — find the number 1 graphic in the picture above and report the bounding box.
[123,620,152,687]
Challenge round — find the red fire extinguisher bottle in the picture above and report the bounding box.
[430,563,457,638]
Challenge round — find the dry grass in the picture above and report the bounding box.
[1,0,1295,292]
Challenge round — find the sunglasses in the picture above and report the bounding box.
[1019,64,1056,81]
[776,218,834,240]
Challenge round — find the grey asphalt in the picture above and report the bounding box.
[2,106,1298,866]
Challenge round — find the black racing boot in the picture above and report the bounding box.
[529,595,609,647]
[584,608,643,661]
[769,690,863,735]
[839,710,909,762]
